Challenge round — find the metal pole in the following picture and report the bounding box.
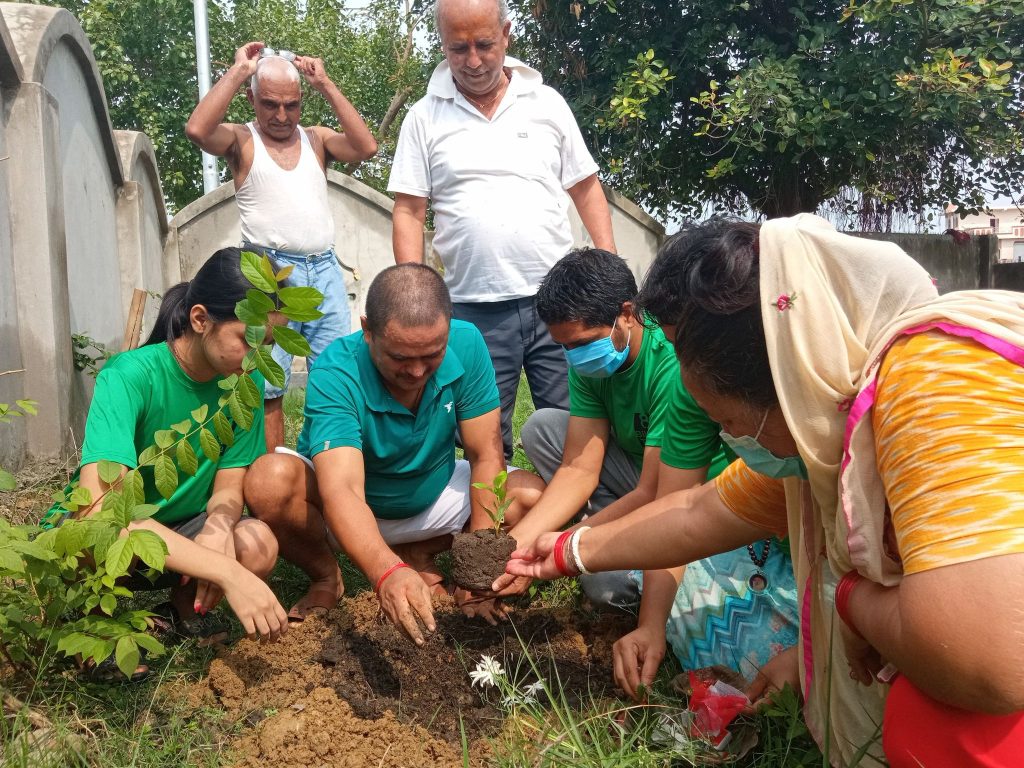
[193,0,218,194]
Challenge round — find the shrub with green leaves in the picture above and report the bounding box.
[0,251,322,679]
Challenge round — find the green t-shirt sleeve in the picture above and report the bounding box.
[79,364,143,469]
[302,366,364,459]
[220,373,267,469]
[454,327,500,421]
[661,375,727,469]
[568,369,606,419]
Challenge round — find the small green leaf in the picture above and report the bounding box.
[199,428,221,462]
[240,250,276,292]
[0,467,15,491]
[245,325,265,348]
[130,503,160,522]
[278,286,324,309]
[213,411,235,447]
[280,305,324,323]
[16,399,38,415]
[176,439,199,476]
[228,392,254,431]
[275,264,295,282]
[259,255,278,287]
[154,429,176,449]
[248,347,286,388]
[100,489,131,529]
[190,404,209,423]
[129,529,167,570]
[69,486,93,508]
[125,470,145,504]
[238,373,262,408]
[171,419,192,435]
[115,636,140,680]
[135,632,165,656]
[246,289,276,312]
[100,593,117,616]
[97,460,123,485]
[218,374,239,391]
[235,299,267,326]
[154,454,178,500]
[272,325,312,357]
[104,537,134,578]
[137,445,160,466]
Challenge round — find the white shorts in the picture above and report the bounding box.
[275,447,478,546]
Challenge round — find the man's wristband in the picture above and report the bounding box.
[375,562,411,593]
[834,570,865,639]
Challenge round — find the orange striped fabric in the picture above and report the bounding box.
[716,330,1024,575]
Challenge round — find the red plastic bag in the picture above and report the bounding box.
[687,671,750,749]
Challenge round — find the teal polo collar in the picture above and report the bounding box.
[356,331,467,414]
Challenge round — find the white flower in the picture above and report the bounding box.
[521,681,545,703]
[469,655,505,689]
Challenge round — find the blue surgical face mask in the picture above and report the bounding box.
[563,322,631,379]
[720,410,809,480]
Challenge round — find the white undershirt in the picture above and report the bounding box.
[236,123,334,254]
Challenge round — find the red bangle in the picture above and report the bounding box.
[834,571,865,638]
[375,562,411,593]
[552,530,575,577]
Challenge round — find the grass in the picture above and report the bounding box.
[0,374,822,767]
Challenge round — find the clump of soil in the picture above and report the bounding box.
[188,590,633,766]
[450,529,517,592]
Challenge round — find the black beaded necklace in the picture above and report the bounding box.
[747,539,771,592]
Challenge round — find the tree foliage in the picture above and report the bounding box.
[31,0,436,211]
[511,0,1024,222]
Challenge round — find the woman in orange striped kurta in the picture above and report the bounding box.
[506,215,1024,767]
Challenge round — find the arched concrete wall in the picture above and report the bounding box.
[1,4,169,467]
[167,173,665,333]
[166,170,394,331]
[0,11,26,472]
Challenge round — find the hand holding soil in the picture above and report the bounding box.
[504,531,562,580]
[454,590,511,626]
[377,566,436,645]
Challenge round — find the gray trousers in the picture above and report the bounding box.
[521,408,642,612]
[453,298,569,460]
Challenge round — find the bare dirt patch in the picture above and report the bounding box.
[188,591,632,766]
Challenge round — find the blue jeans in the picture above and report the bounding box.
[244,244,352,399]
[452,297,569,459]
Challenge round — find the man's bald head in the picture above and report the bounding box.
[250,56,300,96]
[435,0,509,39]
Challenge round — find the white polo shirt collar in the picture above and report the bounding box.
[427,56,542,119]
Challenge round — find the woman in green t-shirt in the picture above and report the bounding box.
[56,248,288,657]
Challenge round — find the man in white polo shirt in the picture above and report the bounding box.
[388,0,616,459]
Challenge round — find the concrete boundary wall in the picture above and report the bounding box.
[0,4,170,468]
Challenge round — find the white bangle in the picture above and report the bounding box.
[569,526,592,575]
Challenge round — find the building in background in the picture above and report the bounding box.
[947,205,1024,263]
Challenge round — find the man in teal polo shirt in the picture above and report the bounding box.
[245,264,541,644]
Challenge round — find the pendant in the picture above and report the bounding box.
[748,570,769,593]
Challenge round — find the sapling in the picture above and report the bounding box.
[471,470,514,536]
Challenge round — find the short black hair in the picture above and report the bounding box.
[635,218,777,409]
[365,263,452,333]
[535,248,638,328]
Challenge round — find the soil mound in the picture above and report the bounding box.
[195,591,632,766]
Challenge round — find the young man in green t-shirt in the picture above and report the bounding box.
[494,248,729,606]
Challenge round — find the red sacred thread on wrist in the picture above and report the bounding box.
[553,530,575,577]
[834,571,865,639]
[375,562,411,593]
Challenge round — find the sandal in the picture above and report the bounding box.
[286,583,343,623]
[80,651,150,684]
[152,602,230,647]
